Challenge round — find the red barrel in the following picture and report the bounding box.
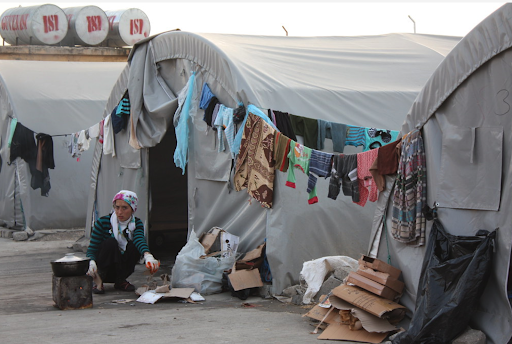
[0,4,68,45]
[104,8,150,47]
[60,6,108,46]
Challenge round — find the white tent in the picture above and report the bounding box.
[0,60,126,230]
[85,31,460,294]
[370,4,512,343]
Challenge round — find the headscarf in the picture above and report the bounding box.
[111,190,138,252]
[112,190,138,212]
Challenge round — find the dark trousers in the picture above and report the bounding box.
[96,237,141,283]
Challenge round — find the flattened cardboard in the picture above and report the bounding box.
[240,243,266,262]
[317,323,388,343]
[228,268,263,291]
[357,266,404,293]
[347,272,398,300]
[329,295,398,333]
[303,305,341,324]
[331,284,405,323]
[359,255,401,279]
[162,287,195,299]
[199,227,222,253]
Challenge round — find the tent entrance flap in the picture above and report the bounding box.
[148,127,188,238]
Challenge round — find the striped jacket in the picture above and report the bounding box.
[86,214,149,260]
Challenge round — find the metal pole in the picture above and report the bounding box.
[282,26,288,36]
[408,15,416,34]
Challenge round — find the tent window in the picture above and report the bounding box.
[437,126,503,211]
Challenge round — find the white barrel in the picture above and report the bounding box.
[104,9,150,47]
[60,6,108,46]
[0,4,68,45]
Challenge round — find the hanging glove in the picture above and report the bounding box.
[144,253,160,274]
[87,260,97,276]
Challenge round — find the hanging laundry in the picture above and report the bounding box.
[233,103,246,124]
[354,149,378,207]
[269,109,297,141]
[345,125,366,148]
[369,138,402,192]
[317,120,347,153]
[68,132,81,159]
[32,133,55,197]
[213,104,236,157]
[7,117,18,148]
[199,82,215,110]
[391,129,427,246]
[112,94,130,134]
[273,131,292,172]
[364,127,400,151]
[211,103,221,129]
[77,129,91,153]
[267,109,277,126]
[286,142,318,204]
[174,72,196,174]
[88,122,100,139]
[328,154,359,203]
[103,114,116,157]
[307,150,333,202]
[290,114,318,149]
[9,122,36,164]
[98,119,105,144]
[232,105,278,158]
[234,113,276,208]
[204,96,219,127]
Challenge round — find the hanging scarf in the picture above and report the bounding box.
[110,213,136,253]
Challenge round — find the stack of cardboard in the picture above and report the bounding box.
[227,243,266,292]
[303,256,406,343]
[346,255,404,301]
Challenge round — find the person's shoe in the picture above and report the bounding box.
[114,281,136,292]
[92,284,105,294]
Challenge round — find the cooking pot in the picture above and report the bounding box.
[51,253,90,277]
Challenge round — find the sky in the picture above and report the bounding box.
[0,1,506,38]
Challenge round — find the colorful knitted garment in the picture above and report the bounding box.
[391,129,427,246]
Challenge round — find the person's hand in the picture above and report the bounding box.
[144,253,160,274]
[87,260,97,276]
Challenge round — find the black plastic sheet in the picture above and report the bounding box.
[393,211,496,344]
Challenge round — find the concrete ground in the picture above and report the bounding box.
[0,231,372,344]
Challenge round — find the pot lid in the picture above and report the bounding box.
[53,253,89,263]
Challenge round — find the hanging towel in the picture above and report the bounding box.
[391,129,427,246]
[234,113,276,208]
[103,114,116,157]
[355,149,378,207]
[88,122,100,139]
[317,120,347,153]
[174,72,196,174]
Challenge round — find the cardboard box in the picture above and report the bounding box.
[331,284,405,324]
[199,227,239,258]
[357,266,404,294]
[358,255,401,279]
[347,272,398,300]
[317,323,388,343]
[228,268,263,291]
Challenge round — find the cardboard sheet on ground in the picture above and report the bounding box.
[331,284,405,322]
[317,323,388,343]
[303,305,341,324]
[137,288,196,304]
[329,295,397,333]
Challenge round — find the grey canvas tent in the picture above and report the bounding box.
[370,4,512,343]
[0,60,126,230]
[85,31,460,295]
